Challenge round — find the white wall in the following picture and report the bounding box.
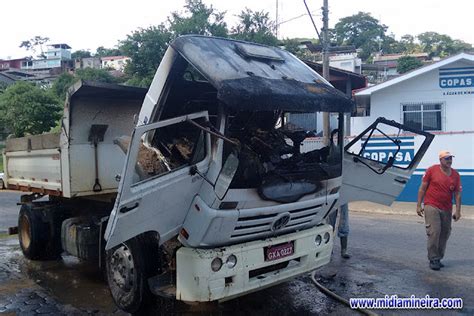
[352,60,474,135]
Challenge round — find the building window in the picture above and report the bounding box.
[401,102,443,131]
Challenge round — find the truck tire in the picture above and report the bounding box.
[18,204,62,260]
[106,234,161,313]
[0,178,4,189]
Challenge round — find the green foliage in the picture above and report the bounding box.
[398,35,421,54]
[230,8,278,46]
[52,73,78,101]
[397,56,424,74]
[95,46,123,57]
[280,38,318,61]
[0,82,62,137]
[75,68,118,83]
[168,0,228,38]
[0,82,9,94]
[120,0,283,87]
[120,24,172,87]
[417,32,472,58]
[51,69,117,102]
[71,50,92,59]
[333,12,388,60]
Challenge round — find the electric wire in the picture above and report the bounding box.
[310,271,379,316]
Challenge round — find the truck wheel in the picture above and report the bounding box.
[18,204,62,260]
[0,178,4,189]
[106,234,160,313]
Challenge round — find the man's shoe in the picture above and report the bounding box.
[429,260,440,270]
[438,261,444,268]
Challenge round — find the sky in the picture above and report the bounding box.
[1,0,473,59]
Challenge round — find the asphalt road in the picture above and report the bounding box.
[0,191,473,315]
[0,191,21,233]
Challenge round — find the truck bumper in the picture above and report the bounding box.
[176,224,333,302]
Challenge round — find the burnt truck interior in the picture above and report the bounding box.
[137,44,352,204]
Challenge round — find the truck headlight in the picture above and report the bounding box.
[315,235,322,246]
[211,257,223,272]
[226,254,237,269]
[323,232,330,244]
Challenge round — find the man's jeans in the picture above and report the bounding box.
[337,204,350,238]
[424,205,452,261]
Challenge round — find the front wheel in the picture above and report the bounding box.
[106,234,161,313]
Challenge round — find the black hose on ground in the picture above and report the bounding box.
[310,272,379,316]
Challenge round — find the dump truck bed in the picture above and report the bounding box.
[3,81,147,198]
[4,133,62,195]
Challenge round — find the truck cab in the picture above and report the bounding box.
[103,36,433,312]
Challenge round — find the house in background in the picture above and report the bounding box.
[353,53,474,205]
[101,56,131,71]
[20,44,73,72]
[75,57,102,70]
[0,58,29,70]
[364,52,430,82]
[329,52,362,74]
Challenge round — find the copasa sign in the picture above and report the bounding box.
[439,67,474,88]
[360,136,414,168]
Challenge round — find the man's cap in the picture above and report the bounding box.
[439,150,454,159]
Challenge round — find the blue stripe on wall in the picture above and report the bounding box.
[440,66,474,71]
[364,142,414,148]
[439,70,474,76]
[397,174,474,205]
[362,136,414,140]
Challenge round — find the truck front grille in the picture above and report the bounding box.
[230,203,323,240]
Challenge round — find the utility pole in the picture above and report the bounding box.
[275,0,279,39]
[322,0,330,145]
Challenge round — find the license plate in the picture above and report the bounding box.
[265,241,294,261]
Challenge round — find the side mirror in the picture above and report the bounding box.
[214,153,239,200]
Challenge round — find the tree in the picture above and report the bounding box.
[397,56,424,74]
[120,25,172,87]
[120,0,228,87]
[51,73,78,101]
[95,46,123,57]
[19,36,50,58]
[168,0,227,38]
[51,68,119,105]
[75,68,118,83]
[231,8,278,46]
[0,82,61,137]
[280,38,318,61]
[332,12,388,60]
[71,50,92,59]
[398,35,421,54]
[417,32,473,58]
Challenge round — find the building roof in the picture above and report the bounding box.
[304,60,366,92]
[101,56,130,61]
[49,44,71,49]
[356,53,474,96]
[373,52,429,62]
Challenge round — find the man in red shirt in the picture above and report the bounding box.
[416,150,462,270]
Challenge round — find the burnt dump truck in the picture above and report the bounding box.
[3,36,434,313]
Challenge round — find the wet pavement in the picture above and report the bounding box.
[1,190,473,315]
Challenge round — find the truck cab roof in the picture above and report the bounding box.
[170,35,354,113]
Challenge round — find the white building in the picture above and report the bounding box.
[101,56,131,71]
[353,53,474,205]
[330,52,362,74]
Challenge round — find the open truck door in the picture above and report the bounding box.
[339,117,434,205]
[105,111,211,250]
